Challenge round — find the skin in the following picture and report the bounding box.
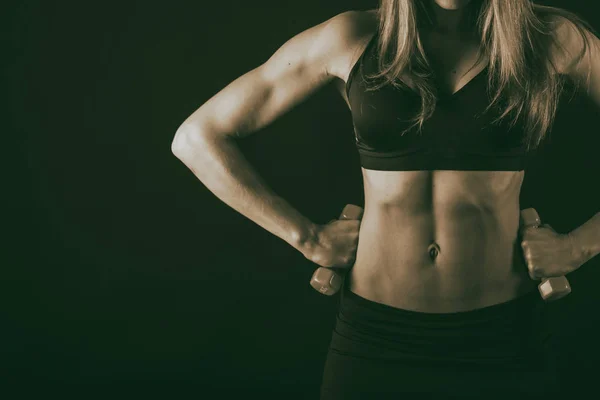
[172,2,599,313]
[429,0,474,32]
[434,0,473,10]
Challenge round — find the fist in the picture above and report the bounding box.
[305,219,361,269]
[520,223,580,279]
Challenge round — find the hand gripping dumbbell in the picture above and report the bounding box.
[309,204,364,296]
[520,208,572,301]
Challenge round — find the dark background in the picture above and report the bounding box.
[5,0,599,398]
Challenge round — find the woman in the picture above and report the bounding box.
[172,0,600,397]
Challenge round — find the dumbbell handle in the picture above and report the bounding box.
[520,208,572,302]
[309,205,363,296]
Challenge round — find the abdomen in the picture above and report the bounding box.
[350,169,536,313]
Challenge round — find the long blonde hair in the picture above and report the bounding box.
[367,0,596,149]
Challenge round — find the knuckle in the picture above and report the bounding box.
[528,264,539,277]
[313,252,330,267]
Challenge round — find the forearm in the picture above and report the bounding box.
[568,211,600,266]
[172,127,318,254]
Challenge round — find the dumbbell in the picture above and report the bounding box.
[309,204,364,296]
[520,208,572,301]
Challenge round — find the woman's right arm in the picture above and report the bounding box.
[171,11,369,260]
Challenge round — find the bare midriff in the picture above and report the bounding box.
[348,168,538,313]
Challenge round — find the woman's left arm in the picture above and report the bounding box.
[562,20,600,268]
[531,17,600,274]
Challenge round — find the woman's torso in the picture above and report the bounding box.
[332,11,538,313]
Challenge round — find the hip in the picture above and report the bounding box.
[320,279,557,397]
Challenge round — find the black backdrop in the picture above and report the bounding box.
[5,0,599,398]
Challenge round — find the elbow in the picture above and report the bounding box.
[171,122,236,160]
[171,124,201,158]
[171,138,182,158]
[171,135,185,158]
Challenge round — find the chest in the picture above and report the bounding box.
[419,33,485,96]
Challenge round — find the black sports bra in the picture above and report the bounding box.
[346,33,534,171]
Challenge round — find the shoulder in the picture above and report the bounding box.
[258,10,377,86]
[318,10,379,80]
[323,9,378,38]
[536,6,599,78]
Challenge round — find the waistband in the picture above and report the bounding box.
[340,277,545,326]
[331,278,552,371]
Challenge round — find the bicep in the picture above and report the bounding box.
[180,14,355,139]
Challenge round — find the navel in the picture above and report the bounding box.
[428,242,441,261]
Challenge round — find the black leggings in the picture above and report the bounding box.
[320,279,559,399]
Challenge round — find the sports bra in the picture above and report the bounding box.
[345,33,535,171]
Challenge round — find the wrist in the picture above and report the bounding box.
[566,232,584,270]
[290,221,321,258]
[567,229,598,270]
[566,212,600,267]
